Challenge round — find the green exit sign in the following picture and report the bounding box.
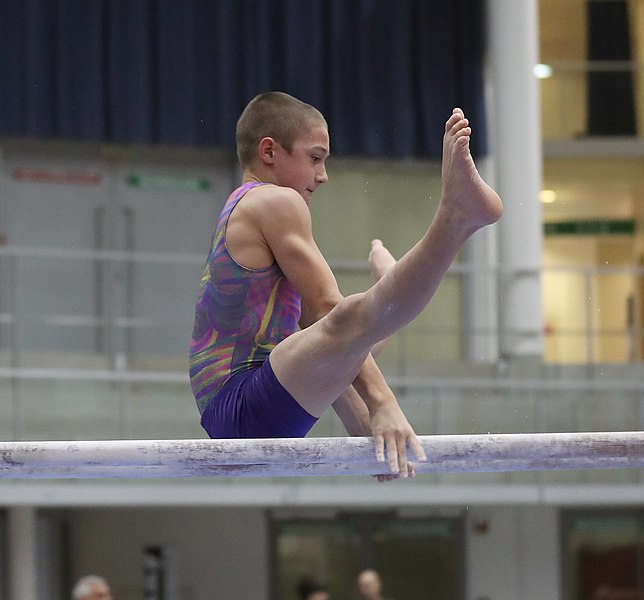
[544,219,635,236]
[126,174,211,193]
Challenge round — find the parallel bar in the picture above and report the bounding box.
[0,432,642,479]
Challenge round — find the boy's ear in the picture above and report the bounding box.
[258,137,276,165]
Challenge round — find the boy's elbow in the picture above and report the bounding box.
[300,297,340,327]
[315,299,339,320]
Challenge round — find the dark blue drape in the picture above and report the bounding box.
[586,0,635,136]
[0,0,487,158]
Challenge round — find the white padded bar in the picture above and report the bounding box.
[0,432,642,479]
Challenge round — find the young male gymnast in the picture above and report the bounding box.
[190,92,502,477]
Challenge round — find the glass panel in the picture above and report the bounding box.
[373,519,464,600]
[563,510,644,600]
[272,514,464,600]
[127,381,204,440]
[541,65,640,140]
[0,378,201,441]
[17,379,122,440]
[274,520,362,600]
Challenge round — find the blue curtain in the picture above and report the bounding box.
[0,0,487,159]
[586,0,635,136]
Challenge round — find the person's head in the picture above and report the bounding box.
[357,569,383,600]
[71,575,113,600]
[236,92,329,202]
[297,575,330,600]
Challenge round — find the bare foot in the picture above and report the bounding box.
[368,239,396,281]
[439,108,503,233]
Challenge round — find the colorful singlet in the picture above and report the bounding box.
[189,182,302,414]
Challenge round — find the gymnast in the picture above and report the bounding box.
[189,92,502,477]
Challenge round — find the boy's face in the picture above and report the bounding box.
[272,124,329,204]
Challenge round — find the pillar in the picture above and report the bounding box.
[487,0,545,358]
[8,506,38,600]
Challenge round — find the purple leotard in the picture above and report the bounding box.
[189,182,317,438]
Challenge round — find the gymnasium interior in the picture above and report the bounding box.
[1,1,643,599]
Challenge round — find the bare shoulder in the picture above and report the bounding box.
[243,184,311,230]
[246,184,307,212]
[226,184,311,269]
[241,185,338,309]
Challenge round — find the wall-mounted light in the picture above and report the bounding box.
[533,63,553,79]
[540,189,557,203]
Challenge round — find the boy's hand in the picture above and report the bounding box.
[375,462,416,483]
[369,402,426,478]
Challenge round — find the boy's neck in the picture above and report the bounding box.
[242,166,273,186]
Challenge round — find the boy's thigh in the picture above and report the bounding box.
[201,360,318,439]
[269,305,374,416]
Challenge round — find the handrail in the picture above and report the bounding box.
[2,244,644,275]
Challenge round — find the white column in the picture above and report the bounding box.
[487,0,545,358]
[8,506,38,600]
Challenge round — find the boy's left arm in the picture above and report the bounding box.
[299,301,371,436]
[331,386,372,436]
[300,300,425,475]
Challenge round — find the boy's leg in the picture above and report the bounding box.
[369,238,396,281]
[367,239,396,358]
[269,109,502,417]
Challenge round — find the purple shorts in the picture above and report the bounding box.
[200,359,318,439]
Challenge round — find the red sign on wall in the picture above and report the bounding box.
[12,167,102,186]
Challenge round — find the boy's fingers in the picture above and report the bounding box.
[374,473,398,483]
[384,436,401,475]
[409,435,427,462]
[374,432,423,477]
[374,434,386,463]
[396,441,409,478]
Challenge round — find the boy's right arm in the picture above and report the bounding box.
[331,386,372,436]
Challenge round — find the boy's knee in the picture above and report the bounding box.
[324,293,373,340]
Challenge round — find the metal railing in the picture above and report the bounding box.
[2,246,642,366]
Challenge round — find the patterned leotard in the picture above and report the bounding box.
[189,182,302,415]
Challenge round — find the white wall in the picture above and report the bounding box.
[1,142,233,357]
[68,507,269,600]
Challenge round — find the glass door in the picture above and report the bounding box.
[271,511,465,600]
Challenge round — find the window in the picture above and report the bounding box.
[562,510,644,599]
[271,512,465,600]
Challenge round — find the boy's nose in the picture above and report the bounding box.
[317,167,328,183]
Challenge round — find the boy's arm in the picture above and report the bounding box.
[300,301,372,436]
[300,299,374,436]
[331,386,372,436]
[332,386,415,480]
[351,353,425,472]
[261,188,424,472]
